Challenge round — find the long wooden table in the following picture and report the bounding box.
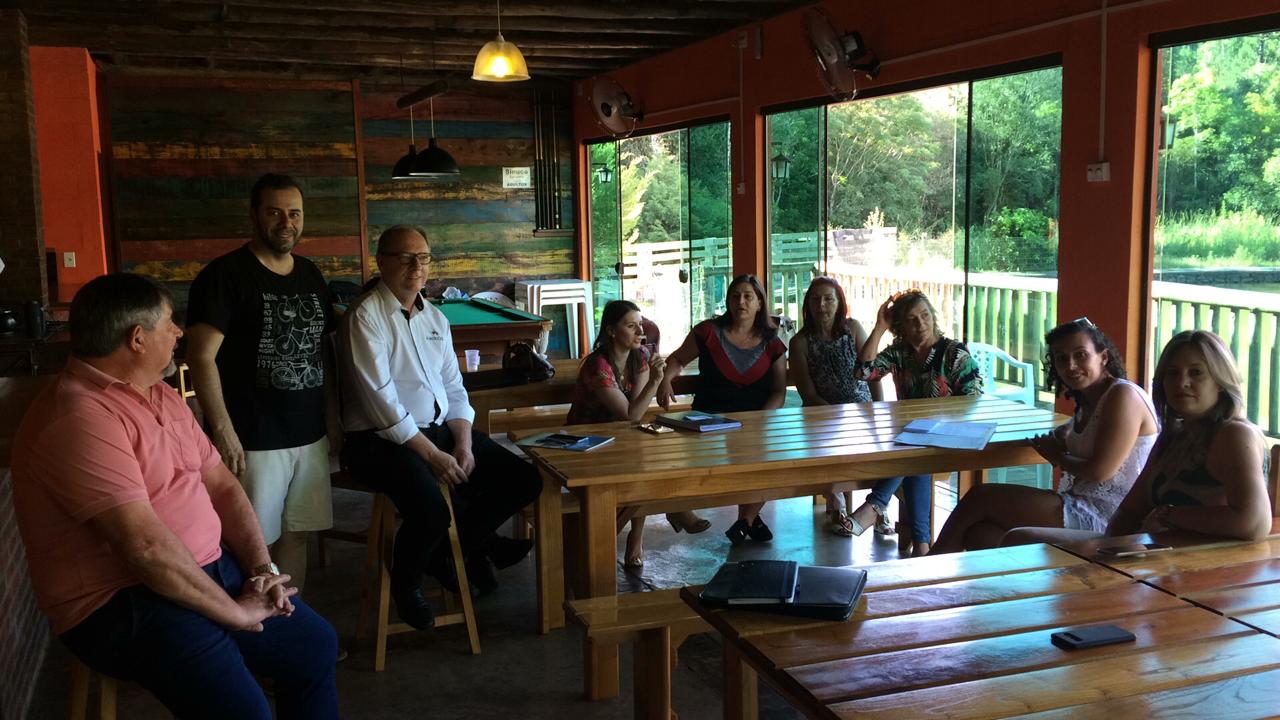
[511,394,1064,699]
[682,542,1280,720]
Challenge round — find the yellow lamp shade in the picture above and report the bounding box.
[472,33,530,82]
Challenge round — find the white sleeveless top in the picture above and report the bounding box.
[1060,379,1159,532]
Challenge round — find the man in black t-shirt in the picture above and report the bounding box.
[186,173,336,592]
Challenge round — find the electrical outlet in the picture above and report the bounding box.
[63,252,76,268]
[736,182,746,195]
[736,31,748,49]
[1086,162,1111,182]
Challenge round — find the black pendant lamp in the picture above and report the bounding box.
[410,83,460,181]
[391,105,418,180]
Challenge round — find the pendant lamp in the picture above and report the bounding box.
[410,98,461,180]
[391,105,418,180]
[472,0,530,82]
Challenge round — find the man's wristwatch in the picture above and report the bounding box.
[252,562,281,577]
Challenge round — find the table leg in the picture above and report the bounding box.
[535,469,565,634]
[722,641,758,720]
[957,467,987,498]
[581,485,620,700]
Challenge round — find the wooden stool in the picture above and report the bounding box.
[354,483,482,671]
[69,657,116,720]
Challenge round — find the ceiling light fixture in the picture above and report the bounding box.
[411,41,461,181]
[392,56,418,180]
[472,0,530,82]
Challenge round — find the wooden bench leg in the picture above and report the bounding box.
[634,627,672,720]
[69,658,90,720]
[722,642,757,720]
[99,676,117,720]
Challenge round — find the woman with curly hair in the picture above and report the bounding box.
[930,318,1159,553]
[847,290,983,556]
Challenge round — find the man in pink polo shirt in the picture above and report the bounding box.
[12,274,338,720]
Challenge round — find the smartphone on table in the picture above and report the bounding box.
[636,422,674,435]
[1096,542,1173,557]
[1050,624,1136,650]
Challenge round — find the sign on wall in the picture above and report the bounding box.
[502,166,532,188]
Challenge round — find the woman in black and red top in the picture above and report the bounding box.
[658,275,788,544]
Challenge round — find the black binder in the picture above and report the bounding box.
[700,563,868,621]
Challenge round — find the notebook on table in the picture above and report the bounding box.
[655,410,742,432]
[516,432,614,452]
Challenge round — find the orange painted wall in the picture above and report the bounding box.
[30,46,107,303]
[573,0,1280,378]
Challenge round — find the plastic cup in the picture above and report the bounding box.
[464,349,480,372]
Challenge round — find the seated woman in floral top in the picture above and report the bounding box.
[849,290,982,556]
[789,277,883,535]
[566,300,708,569]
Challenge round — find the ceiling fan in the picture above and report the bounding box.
[803,8,881,102]
[590,76,643,138]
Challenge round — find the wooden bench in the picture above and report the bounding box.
[565,589,710,720]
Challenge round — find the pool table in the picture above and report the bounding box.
[430,298,552,364]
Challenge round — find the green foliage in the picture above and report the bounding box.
[1155,208,1280,267]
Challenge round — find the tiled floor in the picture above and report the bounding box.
[27,476,989,719]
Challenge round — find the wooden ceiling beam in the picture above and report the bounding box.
[25,3,719,36]
[40,0,769,22]
[23,18,683,52]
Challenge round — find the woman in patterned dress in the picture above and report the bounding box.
[566,300,708,569]
[789,277,882,535]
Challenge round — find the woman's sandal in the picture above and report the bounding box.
[828,510,856,537]
[667,511,712,534]
[846,502,881,537]
[725,518,750,545]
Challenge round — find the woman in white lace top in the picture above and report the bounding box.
[930,319,1159,553]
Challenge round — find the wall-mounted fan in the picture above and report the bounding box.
[804,8,881,101]
[591,76,643,138]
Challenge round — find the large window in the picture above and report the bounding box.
[768,67,1062,398]
[1153,30,1280,438]
[587,122,733,351]
[768,67,1063,487]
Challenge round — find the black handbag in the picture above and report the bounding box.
[502,341,556,382]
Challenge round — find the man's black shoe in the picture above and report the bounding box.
[465,555,499,596]
[392,587,435,631]
[483,535,534,569]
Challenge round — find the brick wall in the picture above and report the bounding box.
[0,469,48,720]
[0,9,48,310]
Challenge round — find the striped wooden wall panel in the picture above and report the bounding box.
[360,85,573,299]
[106,76,362,316]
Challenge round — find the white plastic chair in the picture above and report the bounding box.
[967,342,1035,407]
[967,342,1051,488]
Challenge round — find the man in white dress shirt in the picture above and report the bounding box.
[338,225,540,629]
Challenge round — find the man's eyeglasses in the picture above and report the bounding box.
[380,252,432,267]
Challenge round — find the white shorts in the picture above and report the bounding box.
[240,436,333,544]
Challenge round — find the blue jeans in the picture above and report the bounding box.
[61,553,339,720]
[867,475,932,543]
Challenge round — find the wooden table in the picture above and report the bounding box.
[1077,534,1280,638]
[682,542,1280,720]
[512,395,1064,699]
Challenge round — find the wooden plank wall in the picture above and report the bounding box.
[359,85,574,298]
[106,76,363,317]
